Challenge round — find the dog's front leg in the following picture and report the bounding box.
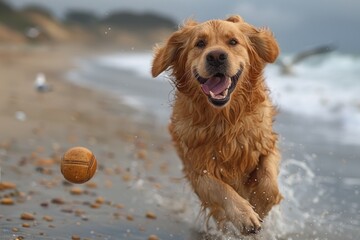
[247,152,283,219]
[189,172,262,234]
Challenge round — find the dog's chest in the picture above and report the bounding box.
[175,119,259,166]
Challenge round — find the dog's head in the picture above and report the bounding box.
[152,15,279,108]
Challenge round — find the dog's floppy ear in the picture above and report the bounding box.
[227,15,279,63]
[233,19,279,63]
[247,27,279,63]
[151,32,182,77]
[152,20,197,77]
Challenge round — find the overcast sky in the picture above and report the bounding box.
[7,0,360,53]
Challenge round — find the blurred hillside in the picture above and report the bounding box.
[0,0,177,48]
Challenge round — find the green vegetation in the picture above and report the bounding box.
[22,5,54,19]
[101,11,176,30]
[64,10,99,27]
[0,0,14,14]
[0,0,35,32]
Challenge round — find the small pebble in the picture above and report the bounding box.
[72,235,81,240]
[90,203,100,209]
[22,223,31,228]
[145,211,157,219]
[1,197,14,205]
[148,234,160,240]
[43,215,53,222]
[51,198,65,204]
[12,227,19,232]
[136,149,148,160]
[122,173,132,182]
[114,203,124,209]
[0,181,16,191]
[70,187,83,195]
[20,212,35,220]
[95,197,105,204]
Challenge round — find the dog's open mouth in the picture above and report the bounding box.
[194,69,242,107]
[201,73,231,100]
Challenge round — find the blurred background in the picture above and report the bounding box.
[2,0,360,52]
[0,0,360,240]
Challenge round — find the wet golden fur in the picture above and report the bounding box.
[152,15,283,235]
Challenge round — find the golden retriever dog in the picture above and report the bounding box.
[151,15,283,235]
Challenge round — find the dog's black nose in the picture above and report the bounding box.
[206,50,228,67]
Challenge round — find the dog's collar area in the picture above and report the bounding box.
[193,69,242,107]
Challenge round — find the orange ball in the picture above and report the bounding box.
[61,147,97,184]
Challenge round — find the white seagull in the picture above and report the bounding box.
[276,44,336,75]
[34,72,51,92]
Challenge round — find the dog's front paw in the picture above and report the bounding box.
[225,202,262,235]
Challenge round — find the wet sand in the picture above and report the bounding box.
[1,45,359,240]
[0,45,199,240]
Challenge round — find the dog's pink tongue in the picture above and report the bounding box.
[201,76,228,95]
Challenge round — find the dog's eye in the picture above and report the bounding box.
[229,39,238,46]
[195,40,206,48]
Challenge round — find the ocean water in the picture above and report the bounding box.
[92,52,360,145]
[67,51,360,239]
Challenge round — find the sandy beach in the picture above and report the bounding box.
[0,45,199,240]
[1,44,360,240]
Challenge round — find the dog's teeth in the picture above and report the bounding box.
[210,91,215,98]
[223,89,229,97]
[227,79,232,88]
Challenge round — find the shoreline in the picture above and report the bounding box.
[0,44,195,240]
[1,44,360,240]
